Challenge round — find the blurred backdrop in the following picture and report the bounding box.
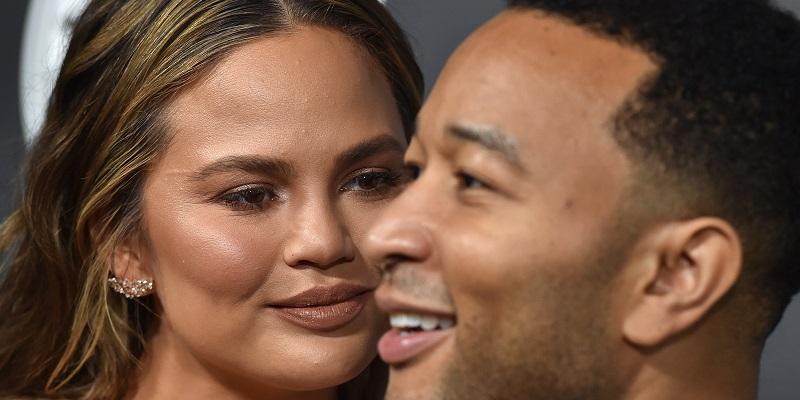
[1,1,798,398]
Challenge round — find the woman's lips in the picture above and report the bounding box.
[269,285,372,331]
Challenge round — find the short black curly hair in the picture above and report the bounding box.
[508,0,800,336]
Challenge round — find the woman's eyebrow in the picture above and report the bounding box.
[189,155,295,181]
[333,134,406,171]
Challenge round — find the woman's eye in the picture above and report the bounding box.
[219,186,275,211]
[340,169,403,195]
[405,164,422,181]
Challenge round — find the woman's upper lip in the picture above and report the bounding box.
[269,283,373,307]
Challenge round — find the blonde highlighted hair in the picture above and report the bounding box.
[0,0,422,398]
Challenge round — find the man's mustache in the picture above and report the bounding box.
[381,265,456,310]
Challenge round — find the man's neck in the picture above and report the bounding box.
[621,337,761,400]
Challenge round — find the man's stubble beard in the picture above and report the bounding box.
[440,287,617,400]
[439,217,640,400]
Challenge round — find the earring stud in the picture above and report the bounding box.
[108,276,154,298]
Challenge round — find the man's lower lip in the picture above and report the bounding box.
[271,291,370,331]
[378,327,453,364]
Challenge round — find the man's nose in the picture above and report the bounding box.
[363,178,435,271]
[282,198,355,269]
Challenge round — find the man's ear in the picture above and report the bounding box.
[621,218,742,347]
[109,232,153,282]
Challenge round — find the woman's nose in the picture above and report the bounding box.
[282,199,355,269]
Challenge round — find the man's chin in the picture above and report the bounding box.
[383,332,456,400]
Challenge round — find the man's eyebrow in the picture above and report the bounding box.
[333,134,406,171]
[446,122,522,168]
[189,155,294,181]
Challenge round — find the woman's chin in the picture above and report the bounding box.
[263,349,377,391]
[258,299,388,390]
[238,327,383,391]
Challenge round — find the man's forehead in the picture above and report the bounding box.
[419,8,656,155]
[450,9,655,102]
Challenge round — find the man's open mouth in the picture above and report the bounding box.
[378,312,457,364]
[390,313,456,333]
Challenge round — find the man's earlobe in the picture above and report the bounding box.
[621,218,742,347]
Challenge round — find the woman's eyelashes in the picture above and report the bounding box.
[218,185,279,212]
[339,168,406,198]
[214,168,406,212]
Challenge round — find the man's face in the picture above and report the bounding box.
[364,10,656,400]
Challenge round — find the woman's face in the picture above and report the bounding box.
[136,26,406,393]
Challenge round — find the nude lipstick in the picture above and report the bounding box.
[269,284,372,331]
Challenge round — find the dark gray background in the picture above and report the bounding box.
[0,1,797,398]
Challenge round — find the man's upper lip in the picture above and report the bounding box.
[269,283,373,307]
[375,285,456,317]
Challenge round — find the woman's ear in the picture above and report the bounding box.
[621,217,742,347]
[109,232,153,282]
[107,231,155,298]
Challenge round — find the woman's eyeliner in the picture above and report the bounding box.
[217,168,405,212]
[219,185,277,211]
[340,169,405,198]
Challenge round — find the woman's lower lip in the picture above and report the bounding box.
[378,327,452,365]
[271,291,371,331]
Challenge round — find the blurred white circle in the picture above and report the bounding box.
[19,0,88,142]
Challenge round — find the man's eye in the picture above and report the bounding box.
[458,172,489,190]
[340,169,404,194]
[219,186,276,211]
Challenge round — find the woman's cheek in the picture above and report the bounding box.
[339,196,397,246]
[145,203,281,302]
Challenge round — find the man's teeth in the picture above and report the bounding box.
[390,313,456,331]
